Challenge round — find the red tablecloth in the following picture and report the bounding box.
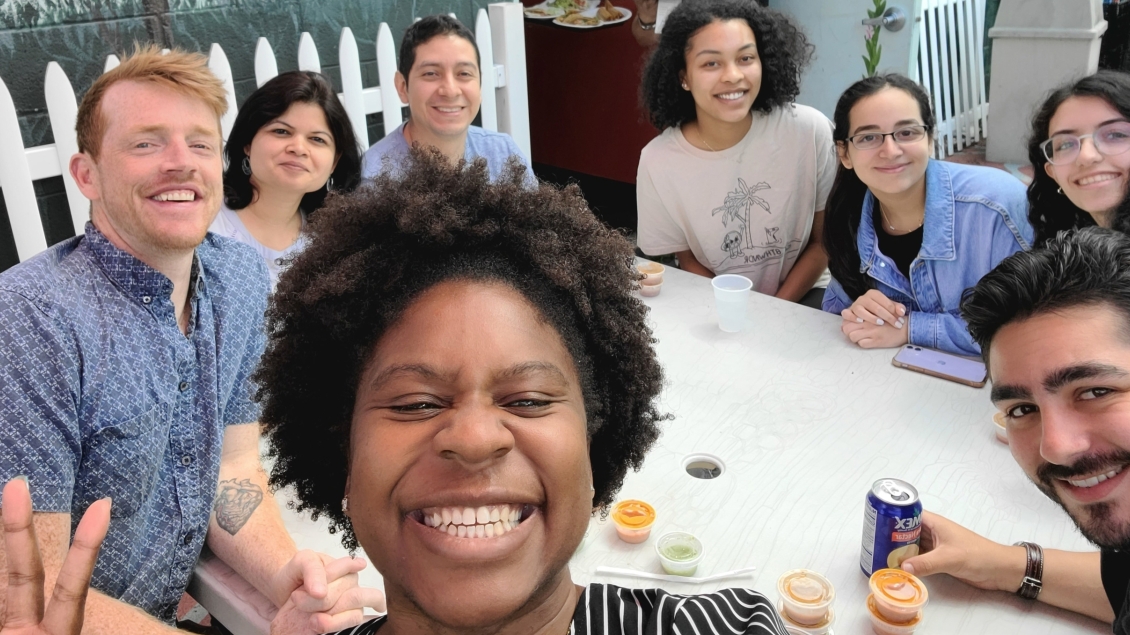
[523,0,660,184]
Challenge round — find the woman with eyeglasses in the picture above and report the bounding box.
[822,74,1033,356]
[1027,71,1130,244]
[636,0,836,305]
[213,71,362,290]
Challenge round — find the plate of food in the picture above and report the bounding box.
[524,0,596,20]
[553,0,632,28]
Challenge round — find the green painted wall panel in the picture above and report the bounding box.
[0,0,500,271]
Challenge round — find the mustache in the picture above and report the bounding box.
[1037,451,1130,484]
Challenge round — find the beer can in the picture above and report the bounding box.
[860,478,923,577]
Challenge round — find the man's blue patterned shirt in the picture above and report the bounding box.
[0,223,268,622]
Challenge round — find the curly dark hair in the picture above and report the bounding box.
[223,71,362,214]
[1026,71,1130,244]
[641,0,812,130]
[255,148,666,549]
[961,227,1130,363]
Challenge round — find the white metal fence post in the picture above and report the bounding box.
[338,27,370,149]
[376,22,403,133]
[488,2,530,160]
[208,44,239,141]
[0,76,48,260]
[44,62,86,234]
[475,9,499,132]
[297,32,321,73]
[254,37,279,87]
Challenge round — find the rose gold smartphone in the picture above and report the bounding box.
[892,345,987,388]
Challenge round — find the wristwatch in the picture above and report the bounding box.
[637,15,656,30]
[1013,541,1044,600]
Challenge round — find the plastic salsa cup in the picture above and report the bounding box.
[637,261,665,286]
[611,499,656,543]
[868,568,928,624]
[776,569,835,627]
[654,531,703,576]
[866,594,923,635]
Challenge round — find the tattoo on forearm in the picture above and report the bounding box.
[213,478,264,535]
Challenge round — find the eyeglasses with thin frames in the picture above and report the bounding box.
[1040,121,1130,165]
[846,125,930,151]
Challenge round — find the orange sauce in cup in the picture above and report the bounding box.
[868,569,928,624]
[611,499,656,543]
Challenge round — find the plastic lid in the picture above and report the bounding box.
[869,569,928,608]
[788,577,825,602]
[777,569,835,606]
[612,499,656,529]
[637,262,664,274]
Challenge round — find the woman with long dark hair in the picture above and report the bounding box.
[213,71,362,289]
[822,74,1032,356]
[636,0,836,304]
[1026,70,1130,244]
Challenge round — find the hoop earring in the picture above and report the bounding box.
[241,156,252,176]
[325,176,334,192]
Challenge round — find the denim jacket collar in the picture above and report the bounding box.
[857,159,956,274]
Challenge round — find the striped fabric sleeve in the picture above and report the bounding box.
[324,584,789,635]
[574,584,790,635]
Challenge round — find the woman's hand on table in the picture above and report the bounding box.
[268,553,385,635]
[1,478,110,635]
[900,511,1025,593]
[840,315,909,349]
[845,289,906,328]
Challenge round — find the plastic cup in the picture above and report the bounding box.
[777,569,835,627]
[869,569,928,624]
[866,594,922,635]
[637,261,665,286]
[611,499,656,544]
[779,605,835,635]
[654,531,703,576]
[992,412,1008,444]
[639,281,663,297]
[711,274,752,332]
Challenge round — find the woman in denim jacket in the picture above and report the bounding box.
[822,74,1033,356]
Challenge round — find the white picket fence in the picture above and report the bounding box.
[0,2,530,264]
[913,0,989,157]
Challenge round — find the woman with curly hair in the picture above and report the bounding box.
[258,148,792,635]
[637,0,836,305]
[213,70,361,289]
[822,74,1031,356]
[1026,71,1130,245]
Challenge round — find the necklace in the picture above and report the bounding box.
[695,126,718,152]
[878,203,923,234]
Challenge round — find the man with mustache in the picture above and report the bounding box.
[900,227,1130,633]
[0,46,381,633]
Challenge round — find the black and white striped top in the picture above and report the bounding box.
[328,584,790,634]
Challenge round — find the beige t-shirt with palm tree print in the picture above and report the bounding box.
[636,104,836,295]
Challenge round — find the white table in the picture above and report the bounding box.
[192,261,1107,634]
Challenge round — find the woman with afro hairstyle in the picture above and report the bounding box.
[258,148,792,635]
[1026,71,1130,245]
[637,0,836,305]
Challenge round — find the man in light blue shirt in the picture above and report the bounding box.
[361,15,535,183]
